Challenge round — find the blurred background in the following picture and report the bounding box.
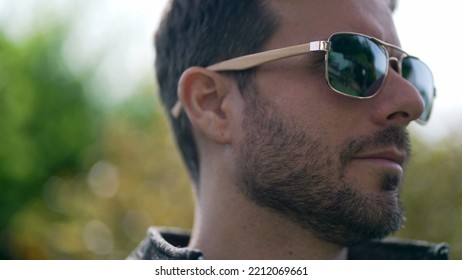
[0,0,461,260]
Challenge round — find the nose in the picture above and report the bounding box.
[370,64,425,127]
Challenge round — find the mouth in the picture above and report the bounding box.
[351,148,407,171]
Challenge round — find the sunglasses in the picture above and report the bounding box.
[171,32,435,124]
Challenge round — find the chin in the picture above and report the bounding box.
[347,168,403,193]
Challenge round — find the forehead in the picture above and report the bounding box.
[266,0,398,47]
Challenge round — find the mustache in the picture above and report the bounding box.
[340,126,411,166]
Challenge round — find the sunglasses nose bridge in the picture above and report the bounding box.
[388,57,401,74]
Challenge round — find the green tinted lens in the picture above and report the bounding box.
[401,56,435,122]
[327,34,388,98]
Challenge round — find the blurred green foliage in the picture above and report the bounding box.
[395,134,462,259]
[0,27,193,259]
[0,24,461,260]
[0,28,100,258]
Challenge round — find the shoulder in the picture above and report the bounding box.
[348,238,449,260]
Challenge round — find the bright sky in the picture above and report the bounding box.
[0,0,460,141]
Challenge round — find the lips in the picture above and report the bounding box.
[351,149,407,167]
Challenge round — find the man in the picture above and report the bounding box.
[129,0,448,259]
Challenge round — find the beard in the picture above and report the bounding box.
[235,92,410,246]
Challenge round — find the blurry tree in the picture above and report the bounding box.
[0,18,193,259]
[4,88,193,259]
[0,29,100,259]
[395,132,462,259]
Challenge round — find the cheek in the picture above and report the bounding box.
[253,63,371,155]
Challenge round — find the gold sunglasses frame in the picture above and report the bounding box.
[171,32,434,123]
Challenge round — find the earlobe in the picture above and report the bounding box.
[178,67,232,144]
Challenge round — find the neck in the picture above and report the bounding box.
[188,176,348,260]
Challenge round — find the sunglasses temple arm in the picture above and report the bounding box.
[170,41,329,118]
[171,44,309,117]
[171,100,182,118]
[207,43,312,71]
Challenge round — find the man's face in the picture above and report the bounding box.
[234,0,425,245]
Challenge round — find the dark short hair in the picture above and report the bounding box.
[155,0,278,186]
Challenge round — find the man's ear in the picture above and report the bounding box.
[178,67,232,144]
